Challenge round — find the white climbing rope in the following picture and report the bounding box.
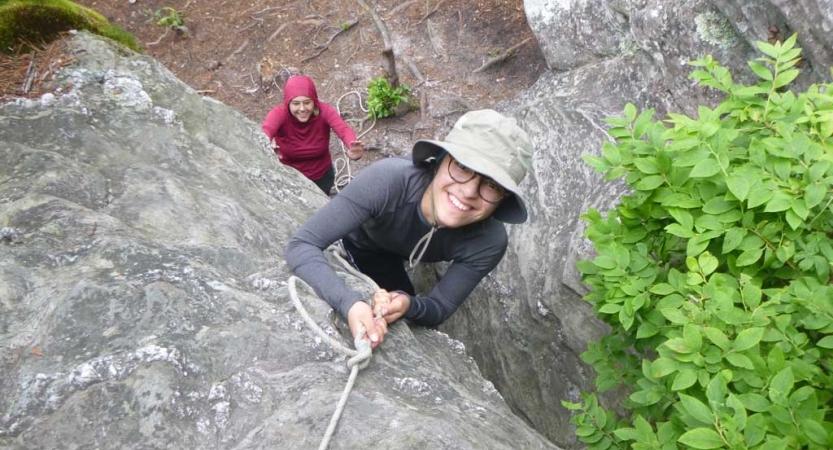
[333,90,377,193]
[287,244,381,450]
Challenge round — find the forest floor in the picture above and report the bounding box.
[3,0,546,171]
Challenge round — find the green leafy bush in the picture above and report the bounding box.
[567,34,833,450]
[146,6,185,29]
[366,77,412,118]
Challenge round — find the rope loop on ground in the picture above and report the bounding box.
[333,90,377,193]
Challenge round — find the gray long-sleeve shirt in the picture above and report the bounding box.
[284,157,507,326]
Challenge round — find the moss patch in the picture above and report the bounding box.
[0,0,140,54]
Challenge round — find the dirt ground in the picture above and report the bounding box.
[7,0,546,169]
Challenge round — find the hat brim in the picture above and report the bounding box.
[413,140,528,224]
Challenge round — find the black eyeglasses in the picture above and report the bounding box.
[447,158,508,204]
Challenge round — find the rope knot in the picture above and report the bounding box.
[347,324,373,370]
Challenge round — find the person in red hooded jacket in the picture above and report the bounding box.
[262,75,364,194]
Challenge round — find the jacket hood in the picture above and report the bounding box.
[283,75,321,112]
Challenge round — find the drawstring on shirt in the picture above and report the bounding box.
[409,181,442,268]
[409,225,437,268]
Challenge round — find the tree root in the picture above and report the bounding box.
[383,0,418,19]
[301,19,358,63]
[416,0,446,25]
[401,54,425,86]
[267,23,292,42]
[355,0,400,87]
[145,28,170,46]
[472,37,532,73]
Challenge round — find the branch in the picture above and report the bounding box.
[301,19,358,63]
[145,28,170,46]
[313,18,358,49]
[226,39,250,61]
[267,23,292,42]
[472,37,532,73]
[383,0,418,19]
[416,0,446,25]
[355,0,392,49]
[400,54,425,86]
[355,0,400,87]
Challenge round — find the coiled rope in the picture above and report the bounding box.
[333,90,377,193]
[288,244,381,450]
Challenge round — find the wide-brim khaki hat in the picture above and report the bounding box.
[412,109,534,224]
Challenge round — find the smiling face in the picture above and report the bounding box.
[288,96,315,122]
[421,155,502,228]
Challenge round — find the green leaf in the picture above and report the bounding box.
[650,283,676,295]
[587,436,612,450]
[672,369,698,391]
[678,428,724,449]
[738,393,771,412]
[733,327,764,352]
[679,395,715,424]
[690,159,721,178]
[665,337,693,353]
[698,252,719,276]
[684,323,704,351]
[612,244,630,268]
[662,309,689,325]
[687,234,713,257]
[577,260,599,274]
[804,182,826,209]
[706,373,727,405]
[774,69,800,88]
[561,400,583,410]
[802,419,828,446]
[725,353,755,369]
[594,255,617,269]
[634,415,655,439]
[769,367,794,403]
[758,438,789,450]
[613,427,641,441]
[703,327,730,351]
[817,336,833,349]
[661,193,703,208]
[722,227,746,254]
[651,357,679,378]
[790,198,809,220]
[637,175,666,190]
[764,191,793,212]
[702,198,736,214]
[666,223,695,238]
[747,187,773,208]
[637,322,660,338]
[785,209,803,230]
[624,103,637,122]
[575,425,597,437]
[736,247,764,267]
[726,176,751,201]
[598,303,621,314]
[756,41,779,58]
[748,61,773,80]
[694,214,724,231]
[668,208,695,229]
[634,158,661,174]
[745,413,767,446]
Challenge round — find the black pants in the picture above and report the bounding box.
[342,237,416,295]
[312,165,335,195]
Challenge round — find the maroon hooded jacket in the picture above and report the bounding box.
[261,75,358,180]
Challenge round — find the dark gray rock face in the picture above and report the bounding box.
[439,1,832,448]
[0,34,560,450]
